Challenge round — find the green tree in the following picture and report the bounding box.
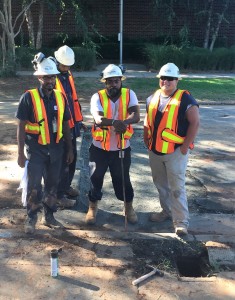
[152,0,232,50]
[198,0,231,51]
[24,0,65,49]
[0,0,36,69]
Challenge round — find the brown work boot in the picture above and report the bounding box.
[125,202,138,224]
[149,210,171,222]
[85,201,98,225]
[66,186,79,197]
[57,195,76,208]
[24,215,37,234]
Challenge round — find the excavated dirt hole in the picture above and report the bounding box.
[130,239,214,278]
[176,250,211,277]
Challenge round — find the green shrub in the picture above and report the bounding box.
[13,46,96,71]
[212,48,235,71]
[72,46,96,71]
[144,44,235,71]
[0,51,16,77]
[185,47,211,70]
[0,58,16,77]
[15,46,35,69]
[143,44,184,70]
[15,46,53,70]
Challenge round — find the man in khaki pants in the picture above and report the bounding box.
[144,63,200,236]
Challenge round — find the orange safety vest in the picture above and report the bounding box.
[146,89,193,154]
[25,89,65,145]
[91,88,134,151]
[55,70,83,128]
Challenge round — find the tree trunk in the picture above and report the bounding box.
[25,8,35,48]
[209,0,230,52]
[203,0,213,49]
[36,1,44,50]
[0,32,7,69]
[0,0,36,68]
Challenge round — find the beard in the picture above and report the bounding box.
[107,87,121,99]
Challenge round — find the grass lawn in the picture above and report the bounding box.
[75,77,235,103]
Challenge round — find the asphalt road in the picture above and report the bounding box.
[1,100,235,299]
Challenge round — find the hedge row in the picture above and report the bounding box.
[13,46,96,71]
[1,44,235,76]
[144,44,235,71]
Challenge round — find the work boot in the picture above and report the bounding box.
[24,214,38,234]
[57,195,76,208]
[66,186,79,197]
[41,208,63,229]
[149,210,171,222]
[125,202,138,224]
[85,201,98,225]
[175,225,188,236]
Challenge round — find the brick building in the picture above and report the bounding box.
[15,0,235,48]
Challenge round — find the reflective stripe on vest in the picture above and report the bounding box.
[55,78,74,128]
[55,71,83,128]
[161,128,194,150]
[91,88,133,151]
[147,89,189,154]
[53,89,65,143]
[25,89,65,145]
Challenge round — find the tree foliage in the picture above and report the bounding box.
[152,0,232,50]
[0,0,36,70]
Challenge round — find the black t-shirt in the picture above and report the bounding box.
[16,87,70,161]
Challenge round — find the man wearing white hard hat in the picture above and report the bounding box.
[86,64,140,225]
[16,53,74,234]
[54,45,86,207]
[144,62,200,236]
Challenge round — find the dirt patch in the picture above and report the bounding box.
[0,76,38,101]
[0,119,22,208]
[130,238,214,278]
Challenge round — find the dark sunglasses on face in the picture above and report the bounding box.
[160,76,177,81]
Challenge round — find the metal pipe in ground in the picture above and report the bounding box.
[120,134,127,231]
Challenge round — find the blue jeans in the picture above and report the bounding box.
[89,144,134,203]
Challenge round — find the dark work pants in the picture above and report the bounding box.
[88,144,134,203]
[27,152,62,217]
[57,137,77,198]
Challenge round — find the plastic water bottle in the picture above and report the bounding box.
[50,249,59,277]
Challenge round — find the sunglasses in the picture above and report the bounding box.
[160,76,177,81]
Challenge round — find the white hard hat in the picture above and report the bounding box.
[100,64,126,82]
[54,45,75,66]
[157,63,181,79]
[33,58,60,76]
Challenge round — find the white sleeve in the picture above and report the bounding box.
[146,94,154,110]
[128,90,139,108]
[90,93,103,116]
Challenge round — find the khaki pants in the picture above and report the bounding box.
[148,147,189,228]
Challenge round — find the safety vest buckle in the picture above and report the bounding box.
[38,118,45,125]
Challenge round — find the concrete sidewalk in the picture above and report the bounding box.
[16,63,235,79]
